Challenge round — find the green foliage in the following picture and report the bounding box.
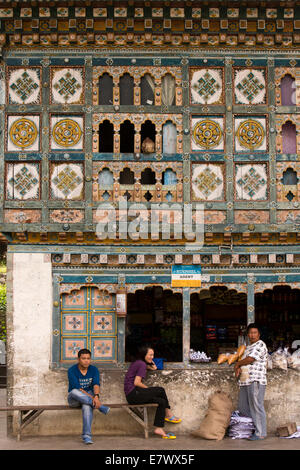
[0,284,6,342]
[0,285,6,310]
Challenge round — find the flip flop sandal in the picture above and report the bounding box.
[162,432,176,439]
[165,416,182,424]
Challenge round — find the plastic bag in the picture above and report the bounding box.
[271,347,289,370]
[288,349,300,370]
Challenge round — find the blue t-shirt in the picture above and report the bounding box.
[68,364,100,393]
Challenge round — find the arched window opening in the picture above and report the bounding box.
[280,74,295,106]
[141,120,156,153]
[98,168,114,188]
[140,74,155,106]
[162,168,177,185]
[161,74,176,106]
[120,73,134,105]
[119,167,135,185]
[98,120,114,153]
[120,120,135,153]
[282,121,297,154]
[141,167,156,185]
[281,168,299,186]
[162,121,177,154]
[98,73,113,105]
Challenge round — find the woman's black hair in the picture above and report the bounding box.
[247,323,261,334]
[136,344,154,363]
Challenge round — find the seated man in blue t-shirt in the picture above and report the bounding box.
[68,348,110,445]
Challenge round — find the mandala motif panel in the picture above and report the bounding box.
[62,288,87,309]
[62,314,87,334]
[8,67,41,104]
[7,115,40,151]
[192,163,224,201]
[234,69,266,105]
[6,163,40,200]
[50,163,84,200]
[91,314,115,334]
[62,338,87,360]
[191,117,224,151]
[190,68,223,105]
[51,68,84,104]
[91,338,116,361]
[50,116,83,150]
[235,117,267,151]
[235,164,268,200]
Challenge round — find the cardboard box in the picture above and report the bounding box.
[276,422,297,437]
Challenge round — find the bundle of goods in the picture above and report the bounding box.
[227,411,255,439]
[191,391,233,440]
[189,349,211,363]
[270,347,290,370]
[217,345,246,365]
[287,349,300,370]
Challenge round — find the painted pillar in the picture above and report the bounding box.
[182,287,190,365]
[247,275,255,324]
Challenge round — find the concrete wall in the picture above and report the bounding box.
[6,252,300,437]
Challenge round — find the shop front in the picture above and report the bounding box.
[5,247,300,437]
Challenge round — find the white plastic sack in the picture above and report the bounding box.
[288,349,300,370]
[271,347,289,370]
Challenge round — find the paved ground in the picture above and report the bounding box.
[1,390,299,451]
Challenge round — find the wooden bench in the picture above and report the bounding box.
[0,403,158,441]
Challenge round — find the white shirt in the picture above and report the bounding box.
[238,339,268,387]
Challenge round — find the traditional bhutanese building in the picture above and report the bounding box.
[1,0,300,437]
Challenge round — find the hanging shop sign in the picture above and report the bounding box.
[171,265,202,287]
[116,290,127,317]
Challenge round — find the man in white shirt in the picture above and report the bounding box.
[234,323,268,440]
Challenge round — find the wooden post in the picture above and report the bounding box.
[182,287,190,366]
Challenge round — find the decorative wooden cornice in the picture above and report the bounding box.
[0,2,299,49]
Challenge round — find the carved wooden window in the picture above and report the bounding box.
[162,121,177,154]
[60,287,117,362]
[119,167,135,185]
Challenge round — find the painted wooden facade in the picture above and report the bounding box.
[1,0,300,367]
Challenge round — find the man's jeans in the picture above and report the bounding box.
[238,381,267,437]
[67,389,98,439]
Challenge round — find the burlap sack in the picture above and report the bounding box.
[191,391,233,440]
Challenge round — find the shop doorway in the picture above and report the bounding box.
[125,286,182,363]
[190,286,247,361]
[255,286,300,351]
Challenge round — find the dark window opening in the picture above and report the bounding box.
[120,120,135,153]
[141,167,156,185]
[119,167,135,185]
[281,168,299,186]
[141,120,156,154]
[98,73,113,106]
[125,287,183,362]
[120,73,134,105]
[98,120,114,153]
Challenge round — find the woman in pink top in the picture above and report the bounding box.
[124,345,181,439]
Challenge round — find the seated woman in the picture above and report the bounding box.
[124,345,181,439]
